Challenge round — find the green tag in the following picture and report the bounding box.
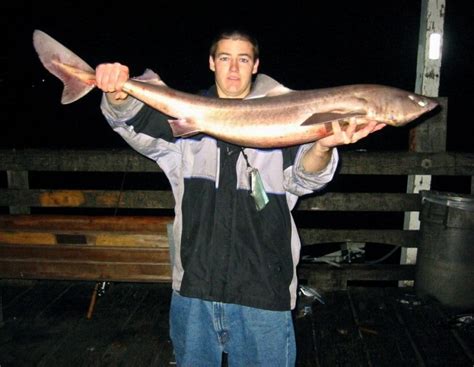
[249,168,269,211]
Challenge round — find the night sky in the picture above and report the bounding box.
[3,1,473,151]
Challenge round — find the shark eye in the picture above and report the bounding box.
[408,94,429,108]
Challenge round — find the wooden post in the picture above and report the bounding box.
[402,0,446,278]
[0,290,4,327]
[86,283,100,319]
[7,170,30,214]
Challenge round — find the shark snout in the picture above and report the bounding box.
[408,94,438,112]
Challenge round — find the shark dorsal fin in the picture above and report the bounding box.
[246,74,292,99]
[133,69,166,86]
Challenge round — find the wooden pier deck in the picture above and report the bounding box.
[0,280,473,366]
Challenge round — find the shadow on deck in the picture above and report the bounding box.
[0,280,473,366]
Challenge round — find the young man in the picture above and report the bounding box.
[96,30,381,366]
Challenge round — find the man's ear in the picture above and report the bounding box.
[209,56,216,72]
[252,58,260,74]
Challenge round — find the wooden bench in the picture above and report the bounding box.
[0,214,174,282]
[0,214,174,319]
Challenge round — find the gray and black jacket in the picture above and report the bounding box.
[101,74,338,311]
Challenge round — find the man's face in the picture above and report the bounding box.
[209,39,259,99]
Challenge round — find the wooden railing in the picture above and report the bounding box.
[1,99,473,289]
[1,148,472,287]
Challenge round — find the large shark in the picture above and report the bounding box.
[33,30,438,148]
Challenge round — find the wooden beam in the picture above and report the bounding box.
[0,215,173,247]
[0,190,175,208]
[298,264,416,290]
[0,231,170,247]
[7,170,29,214]
[339,150,473,176]
[0,186,468,212]
[0,215,173,232]
[403,0,446,272]
[0,244,171,262]
[0,149,159,172]
[300,229,419,247]
[0,261,171,282]
[2,149,473,176]
[298,193,420,212]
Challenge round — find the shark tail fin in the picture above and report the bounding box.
[33,29,96,104]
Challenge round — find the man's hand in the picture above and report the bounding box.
[95,63,130,103]
[301,119,386,173]
[317,119,386,149]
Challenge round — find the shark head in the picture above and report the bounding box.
[382,91,439,126]
[403,93,439,124]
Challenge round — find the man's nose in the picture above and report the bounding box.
[230,59,239,71]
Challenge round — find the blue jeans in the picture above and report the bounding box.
[170,291,296,367]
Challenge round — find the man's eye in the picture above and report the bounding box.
[240,58,249,63]
[219,56,229,62]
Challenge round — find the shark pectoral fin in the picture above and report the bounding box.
[168,118,201,138]
[300,111,366,126]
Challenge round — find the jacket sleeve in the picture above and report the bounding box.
[282,143,339,196]
[101,92,180,150]
[100,93,183,183]
[101,94,175,140]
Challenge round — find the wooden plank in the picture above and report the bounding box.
[347,287,419,365]
[93,233,169,247]
[1,280,72,320]
[0,245,170,262]
[100,284,173,366]
[0,214,173,232]
[300,229,419,247]
[0,149,159,172]
[299,192,421,211]
[311,290,367,365]
[393,290,472,365]
[298,264,416,290]
[32,282,94,365]
[0,261,172,282]
[294,314,318,366]
[14,282,92,366]
[0,231,56,245]
[0,280,36,309]
[0,231,170,247]
[0,215,173,247]
[33,282,175,367]
[0,189,424,212]
[1,150,473,175]
[6,170,30,214]
[78,283,151,367]
[36,283,143,366]
[339,151,474,175]
[0,263,171,282]
[0,189,175,209]
[0,280,77,366]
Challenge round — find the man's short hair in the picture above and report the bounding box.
[209,29,259,60]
